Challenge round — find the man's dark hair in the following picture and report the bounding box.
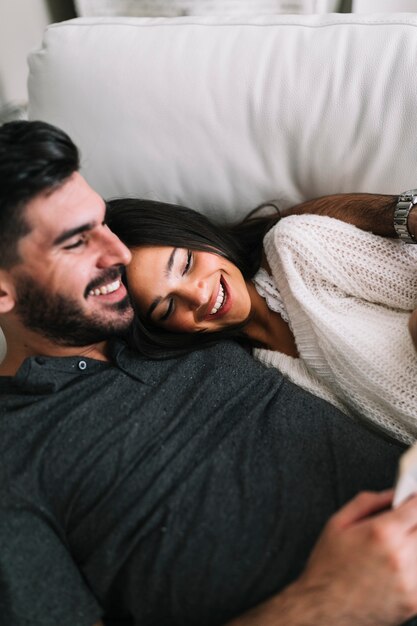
[106,198,280,358]
[0,120,80,267]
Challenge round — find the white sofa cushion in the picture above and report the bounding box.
[28,13,417,223]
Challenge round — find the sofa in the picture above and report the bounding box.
[1,11,417,362]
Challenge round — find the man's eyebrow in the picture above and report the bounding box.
[146,248,177,320]
[53,222,95,246]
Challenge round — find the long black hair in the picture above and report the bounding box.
[106,198,280,358]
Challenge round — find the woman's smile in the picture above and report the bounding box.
[210,279,226,315]
[204,276,233,321]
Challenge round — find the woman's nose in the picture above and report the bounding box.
[181,280,209,308]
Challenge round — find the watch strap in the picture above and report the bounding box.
[394,190,417,244]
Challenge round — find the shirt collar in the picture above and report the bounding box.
[0,339,157,394]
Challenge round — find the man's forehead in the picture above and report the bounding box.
[24,174,104,229]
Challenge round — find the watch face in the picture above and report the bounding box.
[403,189,417,199]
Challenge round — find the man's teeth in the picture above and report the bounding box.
[210,282,226,315]
[89,279,120,296]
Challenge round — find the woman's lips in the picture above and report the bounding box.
[206,276,232,320]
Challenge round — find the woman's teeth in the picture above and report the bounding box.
[210,282,226,315]
[89,279,120,296]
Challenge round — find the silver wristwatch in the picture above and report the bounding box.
[394,189,417,243]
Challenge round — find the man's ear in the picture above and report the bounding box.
[0,270,16,314]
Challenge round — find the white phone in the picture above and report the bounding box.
[393,442,417,508]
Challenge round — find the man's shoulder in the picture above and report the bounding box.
[111,338,274,380]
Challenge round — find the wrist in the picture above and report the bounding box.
[225,579,323,626]
[407,205,417,241]
[394,190,417,243]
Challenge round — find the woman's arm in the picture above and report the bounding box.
[283,193,417,240]
[265,213,417,310]
[283,193,417,350]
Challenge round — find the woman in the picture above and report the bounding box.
[106,197,417,444]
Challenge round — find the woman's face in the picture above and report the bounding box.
[126,246,252,333]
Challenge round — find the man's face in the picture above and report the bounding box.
[9,172,134,346]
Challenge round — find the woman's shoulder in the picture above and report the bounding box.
[267,213,364,237]
[263,214,360,257]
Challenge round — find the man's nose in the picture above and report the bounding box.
[97,226,132,267]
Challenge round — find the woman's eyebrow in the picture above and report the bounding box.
[146,248,178,319]
[165,248,177,277]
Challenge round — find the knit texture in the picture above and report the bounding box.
[252,267,289,323]
[254,215,417,444]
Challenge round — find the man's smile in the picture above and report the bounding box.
[88,278,122,297]
[85,266,126,300]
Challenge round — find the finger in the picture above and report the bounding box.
[384,493,417,532]
[333,490,394,528]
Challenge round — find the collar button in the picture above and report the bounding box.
[78,360,87,371]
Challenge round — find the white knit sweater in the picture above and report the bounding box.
[253,215,417,444]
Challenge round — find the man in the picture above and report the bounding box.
[1,120,417,626]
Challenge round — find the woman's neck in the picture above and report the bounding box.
[244,280,299,358]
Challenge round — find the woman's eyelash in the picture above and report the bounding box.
[182,250,192,275]
[160,250,192,321]
[160,299,174,321]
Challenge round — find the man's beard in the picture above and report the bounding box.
[14,271,133,347]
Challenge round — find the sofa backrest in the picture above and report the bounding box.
[28,13,417,219]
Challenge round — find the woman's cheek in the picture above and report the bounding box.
[168,313,199,333]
